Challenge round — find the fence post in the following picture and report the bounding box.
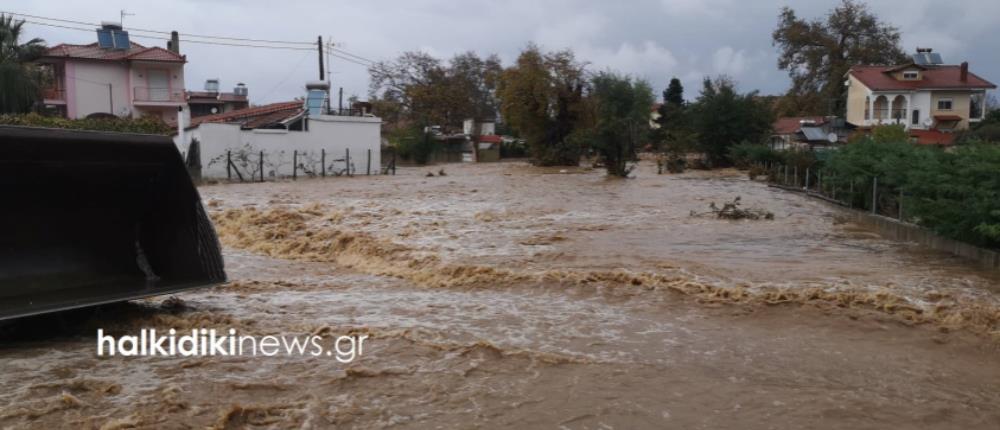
[805,167,810,190]
[367,149,371,176]
[392,152,397,175]
[259,150,264,183]
[227,150,232,180]
[898,190,904,221]
[871,176,878,214]
[849,180,854,208]
[321,149,326,178]
[293,150,298,180]
[783,165,788,185]
[793,166,798,187]
[346,148,351,177]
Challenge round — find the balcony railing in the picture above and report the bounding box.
[133,86,185,103]
[42,87,65,101]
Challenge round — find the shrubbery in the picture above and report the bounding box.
[824,132,1000,248]
[0,113,173,135]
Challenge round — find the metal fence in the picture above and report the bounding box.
[758,162,907,222]
[222,147,396,183]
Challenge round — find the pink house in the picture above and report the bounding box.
[37,22,187,121]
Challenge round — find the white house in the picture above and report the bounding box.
[845,49,995,144]
[175,83,382,179]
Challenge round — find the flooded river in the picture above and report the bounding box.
[2,161,998,429]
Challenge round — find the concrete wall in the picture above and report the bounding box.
[774,184,1000,271]
[845,75,870,127]
[67,61,130,118]
[844,211,999,270]
[178,115,383,179]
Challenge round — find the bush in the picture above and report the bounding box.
[728,142,783,169]
[0,112,173,134]
[389,126,438,165]
[824,139,1000,248]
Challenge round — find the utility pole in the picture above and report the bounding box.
[325,38,332,113]
[339,87,343,113]
[317,36,324,81]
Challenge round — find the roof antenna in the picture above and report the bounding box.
[120,9,134,28]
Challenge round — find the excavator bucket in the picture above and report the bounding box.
[0,126,226,321]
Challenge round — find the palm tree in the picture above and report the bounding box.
[0,14,47,114]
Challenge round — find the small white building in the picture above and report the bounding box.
[175,92,382,179]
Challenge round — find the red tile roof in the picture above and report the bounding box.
[42,42,185,63]
[910,130,955,146]
[772,116,826,135]
[189,101,303,129]
[849,65,995,91]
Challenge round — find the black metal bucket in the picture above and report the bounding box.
[0,126,226,320]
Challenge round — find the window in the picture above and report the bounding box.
[970,94,984,119]
[937,99,953,110]
[912,109,920,125]
[903,71,919,80]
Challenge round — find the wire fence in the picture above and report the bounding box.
[757,161,907,222]
[222,147,396,183]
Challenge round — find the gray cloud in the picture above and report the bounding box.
[11,0,998,104]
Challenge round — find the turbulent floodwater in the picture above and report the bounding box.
[2,161,999,429]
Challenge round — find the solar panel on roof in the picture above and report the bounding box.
[96,29,113,48]
[112,30,130,50]
[928,53,943,65]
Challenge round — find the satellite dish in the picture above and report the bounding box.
[827,133,838,143]
[210,107,219,114]
[923,117,933,127]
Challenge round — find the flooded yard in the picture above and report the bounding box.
[2,161,998,429]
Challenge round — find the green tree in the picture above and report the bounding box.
[368,51,502,131]
[497,45,588,166]
[772,0,908,116]
[654,77,694,157]
[690,77,774,166]
[0,14,46,113]
[586,72,654,177]
[663,78,684,106]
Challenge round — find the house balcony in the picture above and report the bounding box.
[42,87,66,104]
[864,109,910,128]
[133,86,185,105]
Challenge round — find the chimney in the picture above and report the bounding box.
[960,62,968,82]
[168,31,180,54]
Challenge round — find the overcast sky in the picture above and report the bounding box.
[9,0,999,105]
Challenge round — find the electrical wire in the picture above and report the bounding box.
[2,10,314,45]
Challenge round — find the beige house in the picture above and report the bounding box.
[845,50,995,143]
[37,22,187,121]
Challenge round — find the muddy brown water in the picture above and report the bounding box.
[1,161,998,429]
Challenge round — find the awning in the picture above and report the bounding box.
[933,114,962,122]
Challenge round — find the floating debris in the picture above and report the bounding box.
[691,196,774,220]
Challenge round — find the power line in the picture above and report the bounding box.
[22,20,320,51]
[2,10,315,46]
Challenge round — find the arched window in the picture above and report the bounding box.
[873,96,889,121]
[891,96,908,123]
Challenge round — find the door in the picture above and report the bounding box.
[147,69,169,101]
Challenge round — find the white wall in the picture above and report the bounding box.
[68,61,130,118]
[910,91,932,129]
[177,115,383,179]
